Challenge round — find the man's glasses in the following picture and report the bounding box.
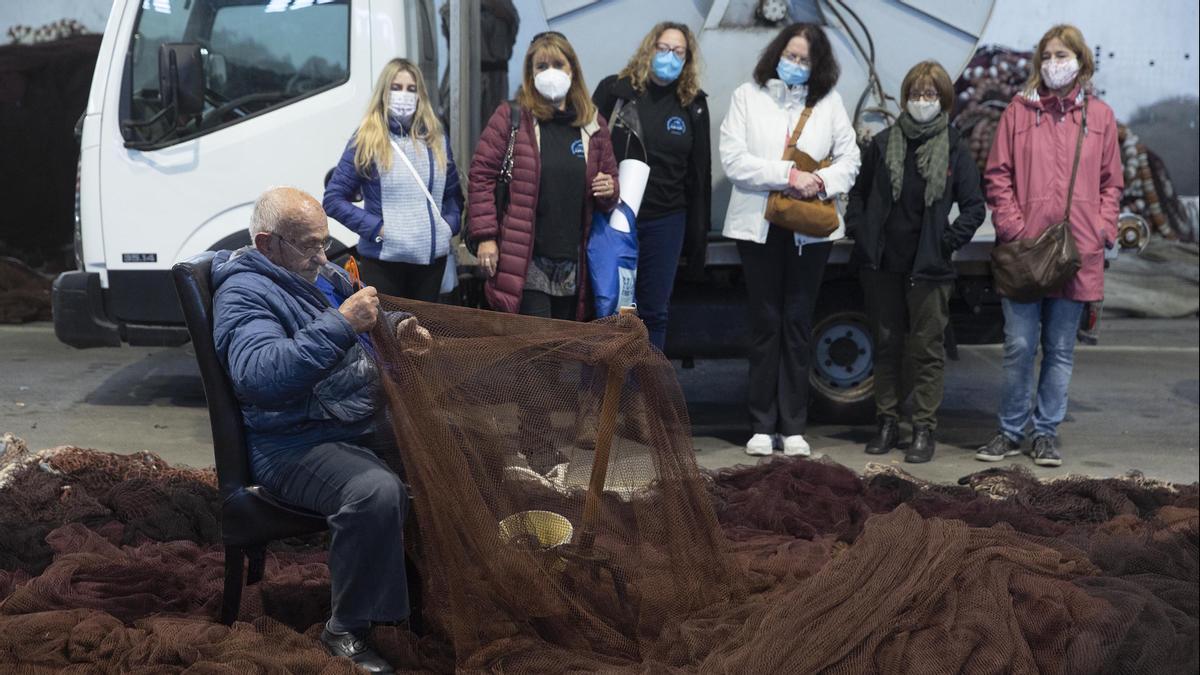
[277,234,332,258]
[655,43,687,59]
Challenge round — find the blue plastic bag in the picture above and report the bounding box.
[587,201,638,318]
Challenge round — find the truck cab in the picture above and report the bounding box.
[54,0,436,348]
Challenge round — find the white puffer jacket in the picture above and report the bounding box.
[719,79,861,247]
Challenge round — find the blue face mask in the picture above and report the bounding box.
[652,50,685,83]
[776,59,810,87]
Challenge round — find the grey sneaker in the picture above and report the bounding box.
[975,433,1021,462]
[1030,436,1062,467]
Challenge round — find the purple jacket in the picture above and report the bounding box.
[467,101,619,317]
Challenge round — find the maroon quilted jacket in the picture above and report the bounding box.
[467,101,620,317]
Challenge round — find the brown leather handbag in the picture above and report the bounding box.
[764,107,839,237]
[990,99,1087,302]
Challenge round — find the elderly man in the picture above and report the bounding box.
[212,187,415,674]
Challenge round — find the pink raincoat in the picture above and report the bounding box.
[984,88,1124,302]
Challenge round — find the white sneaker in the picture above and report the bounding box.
[782,434,811,457]
[744,433,774,456]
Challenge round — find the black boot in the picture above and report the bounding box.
[865,418,900,455]
[905,426,935,464]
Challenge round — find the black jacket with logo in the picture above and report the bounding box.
[592,75,712,280]
[845,125,986,281]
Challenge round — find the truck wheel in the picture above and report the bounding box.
[808,309,875,424]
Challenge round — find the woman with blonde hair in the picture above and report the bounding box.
[592,21,711,349]
[468,31,619,320]
[975,24,1123,467]
[324,58,463,302]
[845,60,985,463]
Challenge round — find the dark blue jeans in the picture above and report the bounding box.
[252,438,410,626]
[636,211,687,350]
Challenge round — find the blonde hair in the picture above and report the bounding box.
[900,60,955,112]
[352,58,446,176]
[1024,24,1095,95]
[516,32,596,126]
[618,22,702,106]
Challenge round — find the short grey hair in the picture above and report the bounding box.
[248,186,291,239]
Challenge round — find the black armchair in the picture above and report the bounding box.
[172,251,330,624]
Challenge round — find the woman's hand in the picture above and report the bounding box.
[592,172,615,198]
[787,168,822,199]
[477,240,499,278]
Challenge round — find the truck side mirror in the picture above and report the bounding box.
[158,43,204,121]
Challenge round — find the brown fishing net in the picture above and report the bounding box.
[369,299,1199,673]
[0,300,1197,673]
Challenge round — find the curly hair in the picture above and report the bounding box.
[752,23,839,108]
[617,22,702,106]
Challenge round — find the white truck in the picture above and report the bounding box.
[54,0,1009,421]
[54,0,437,348]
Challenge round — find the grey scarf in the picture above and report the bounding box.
[886,111,950,207]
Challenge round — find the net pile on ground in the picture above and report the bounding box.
[1,299,1197,672]
[374,298,1199,673]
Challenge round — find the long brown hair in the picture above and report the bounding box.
[1024,24,1095,95]
[516,32,596,126]
[352,58,446,176]
[617,22,702,106]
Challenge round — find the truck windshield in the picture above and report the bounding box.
[122,0,350,148]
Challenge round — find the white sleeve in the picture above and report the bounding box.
[719,85,793,192]
[813,96,861,197]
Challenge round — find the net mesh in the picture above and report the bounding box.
[0,300,1196,672]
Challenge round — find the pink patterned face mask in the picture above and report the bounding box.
[1041,57,1080,90]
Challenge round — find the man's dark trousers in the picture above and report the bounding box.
[252,439,410,625]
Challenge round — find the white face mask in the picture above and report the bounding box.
[1041,57,1080,90]
[533,68,572,102]
[906,99,941,124]
[389,91,418,121]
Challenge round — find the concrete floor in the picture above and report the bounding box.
[1,318,1197,484]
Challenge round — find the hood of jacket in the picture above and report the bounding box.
[1013,86,1087,125]
[212,246,357,301]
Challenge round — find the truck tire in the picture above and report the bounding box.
[808,287,875,424]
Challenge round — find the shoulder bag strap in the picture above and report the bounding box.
[389,137,442,217]
[782,107,814,161]
[499,101,520,184]
[1062,96,1088,222]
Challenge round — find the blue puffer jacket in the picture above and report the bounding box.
[323,118,463,262]
[212,247,387,456]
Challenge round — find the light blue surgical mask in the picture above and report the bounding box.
[652,50,685,83]
[776,59,810,87]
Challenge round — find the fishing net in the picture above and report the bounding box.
[369,298,1199,673]
[0,299,1197,673]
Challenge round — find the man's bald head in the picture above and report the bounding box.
[250,187,330,282]
[249,186,325,239]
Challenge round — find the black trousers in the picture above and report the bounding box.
[737,227,832,436]
[253,438,409,625]
[356,256,447,303]
[520,290,577,320]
